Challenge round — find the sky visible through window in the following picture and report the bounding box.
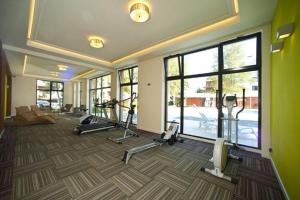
[184,38,256,94]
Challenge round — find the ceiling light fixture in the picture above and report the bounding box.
[130,1,150,23]
[271,42,283,53]
[88,36,104,48]
[50,71,59,77]
[277,23,294,39]
[57,64,68,71]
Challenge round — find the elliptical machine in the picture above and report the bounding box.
[201,89,245,183]
[107,93,139,144]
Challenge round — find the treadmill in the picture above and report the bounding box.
[74,99,119,135]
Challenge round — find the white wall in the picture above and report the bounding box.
[81,79,87,106]
[11,76,36,115]
[72,82,78,107]
[11,75,74,115]
[137,56,165,133]
[64,81,73,105]
[260,24,271,158]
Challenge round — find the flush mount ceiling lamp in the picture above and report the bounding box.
[57,64,68,71]
[88,36,104,48]
[277,23,294,39]
[50,71,59,77]
[271,42,283,53]
[130,1,150,23]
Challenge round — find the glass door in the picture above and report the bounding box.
[183,76,218,139]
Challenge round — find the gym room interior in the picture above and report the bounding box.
[0,0,299,199]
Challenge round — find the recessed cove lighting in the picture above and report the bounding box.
[130,1,150,23]
[277,23,294,39]
[88,36,104,48]
[70,69,96,81]
[57,64,68,71]
[271,42,283,53]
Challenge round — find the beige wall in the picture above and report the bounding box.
[64,81,73,105]
[137,57,165,133]
[11,76,36,116]
[81,79,87,105]
[72,82,79,107]
[110,71,118,99]
[11,75,74,115]
[260,24,271,158]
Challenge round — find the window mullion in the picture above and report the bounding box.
[218,45,224,138]
[180,55,184,134]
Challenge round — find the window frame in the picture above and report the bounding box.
[89,74,112,117]
[118,66,138,124]
[36,80,64,110]
[164,32,262,149]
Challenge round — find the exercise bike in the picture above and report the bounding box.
[201,89,245,183]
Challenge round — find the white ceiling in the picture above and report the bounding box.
[5,50,94,80]
[26,56,92,79]
[0,0,277,80]
[32,0,234,61]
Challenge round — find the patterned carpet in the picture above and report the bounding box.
[0,116,285,200]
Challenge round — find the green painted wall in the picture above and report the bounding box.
[271,0,300,199]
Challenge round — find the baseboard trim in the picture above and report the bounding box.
[136,129,159,135]
[270,157,289,200]
[180,134,215,144]
[0,128,5,139]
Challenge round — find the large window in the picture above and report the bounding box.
[36,80,64,110]
[89,74,111,117]
[164,33,261,148]
[119,66,138,124]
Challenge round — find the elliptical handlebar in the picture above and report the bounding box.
[118,92,137,110]
[235,88,245,119]
[131,92,137,102]
[222,93,238,108]
[95,98,118,108]
[97,92,138,109]
[215,89,245,113]
[233,94,238,108]
[222,94,226,107]
[166,121,179,124]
